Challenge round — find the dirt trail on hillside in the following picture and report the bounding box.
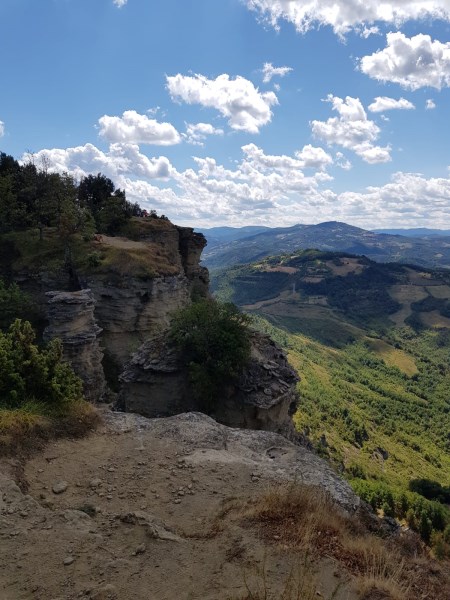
[0,411,448,600]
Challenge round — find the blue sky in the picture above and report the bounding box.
[1,0,450,228]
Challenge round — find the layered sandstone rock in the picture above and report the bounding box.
[117,334,193,417]
[118,331,299,440]
[43,289,106,402]
[176,226,209,298]
[86,274,191,367]
[4,223,209,374]
[83,228,208,368]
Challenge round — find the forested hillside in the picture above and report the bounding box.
[213,250,450,551]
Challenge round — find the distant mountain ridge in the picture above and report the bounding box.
[196,225,270,248]
[373,228,450,237]
[201,221,450,271]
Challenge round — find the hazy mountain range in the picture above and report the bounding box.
[199,222,450,271]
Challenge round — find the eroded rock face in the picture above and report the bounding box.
[118,331,299,440]
[3,223,208,376]
[83,227,208,369]
[118,335,194,417]
[86,274,191,367]
[215,332,299,440]
[176,226,209,298]
[44,289,106,402]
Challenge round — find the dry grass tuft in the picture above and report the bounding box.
[0,401,100,456]
[234,553,320,600]
[343,537,409,600]
[0,408,48,454]
[242,483,417,600]
[244,482,346,551]
[243,484,450,599]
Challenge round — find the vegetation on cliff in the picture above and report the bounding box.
[0,151,179,285]
[0,152,142,237]
[170,299,252,409]
[0,281,97,454]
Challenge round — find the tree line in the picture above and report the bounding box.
[0,151,145,239]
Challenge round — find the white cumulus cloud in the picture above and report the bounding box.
[311,95,391,164]
[26,141,450,228]
[360,32,450,90]
[23,143,173,182]
[98,110,181,146]
[295,145,334,170]
[261,62,293,83]
[246,1,450,36]
[338,171,450,228]
[360,26,380,39]
[368,96,415,112]
[336,152,352,170]
[185,122,224,145]
[113,0,127,7]
[166,73,278,134]
[241,142,333,171]
[0,121,4,137]
[426,98,437,109]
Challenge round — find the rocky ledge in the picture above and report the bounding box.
[0,409,364,600]
[118,331,299,440]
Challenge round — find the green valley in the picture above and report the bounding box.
[212,250,450,546]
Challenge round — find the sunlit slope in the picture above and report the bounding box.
[212,250,450,490]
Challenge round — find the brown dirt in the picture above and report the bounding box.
[326,259,364,277]
[1,411,448,600]
[98,236,148,250]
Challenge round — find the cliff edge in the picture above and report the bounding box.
[119,331,300,440]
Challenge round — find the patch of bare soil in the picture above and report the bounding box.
[326,259,364,277]
[98,236,148,250]
[265,266,299,275]
[0,411,448,600]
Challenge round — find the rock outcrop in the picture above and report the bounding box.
[118,334,193,417]
[214,332,299,439]
[84,226,209,367]
[176,226,209,298]
[44,289,106,402]
[1,221,209,375]
[119,331,299,439]
[105,410,359,512]
[86,274,192,368]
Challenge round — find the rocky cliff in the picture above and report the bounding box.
[119,331,299,439]
[1,219,208,375]
[85,226,208,369]
[3,218,301,439]
[43,289,106,402]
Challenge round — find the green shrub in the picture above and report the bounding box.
[0,319,83,410]
[170,299,251,409]
[87,251,102,268]
[0,279,34,331]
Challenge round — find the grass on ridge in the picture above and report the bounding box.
[238,483,449,600]
[0,400,99,456]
